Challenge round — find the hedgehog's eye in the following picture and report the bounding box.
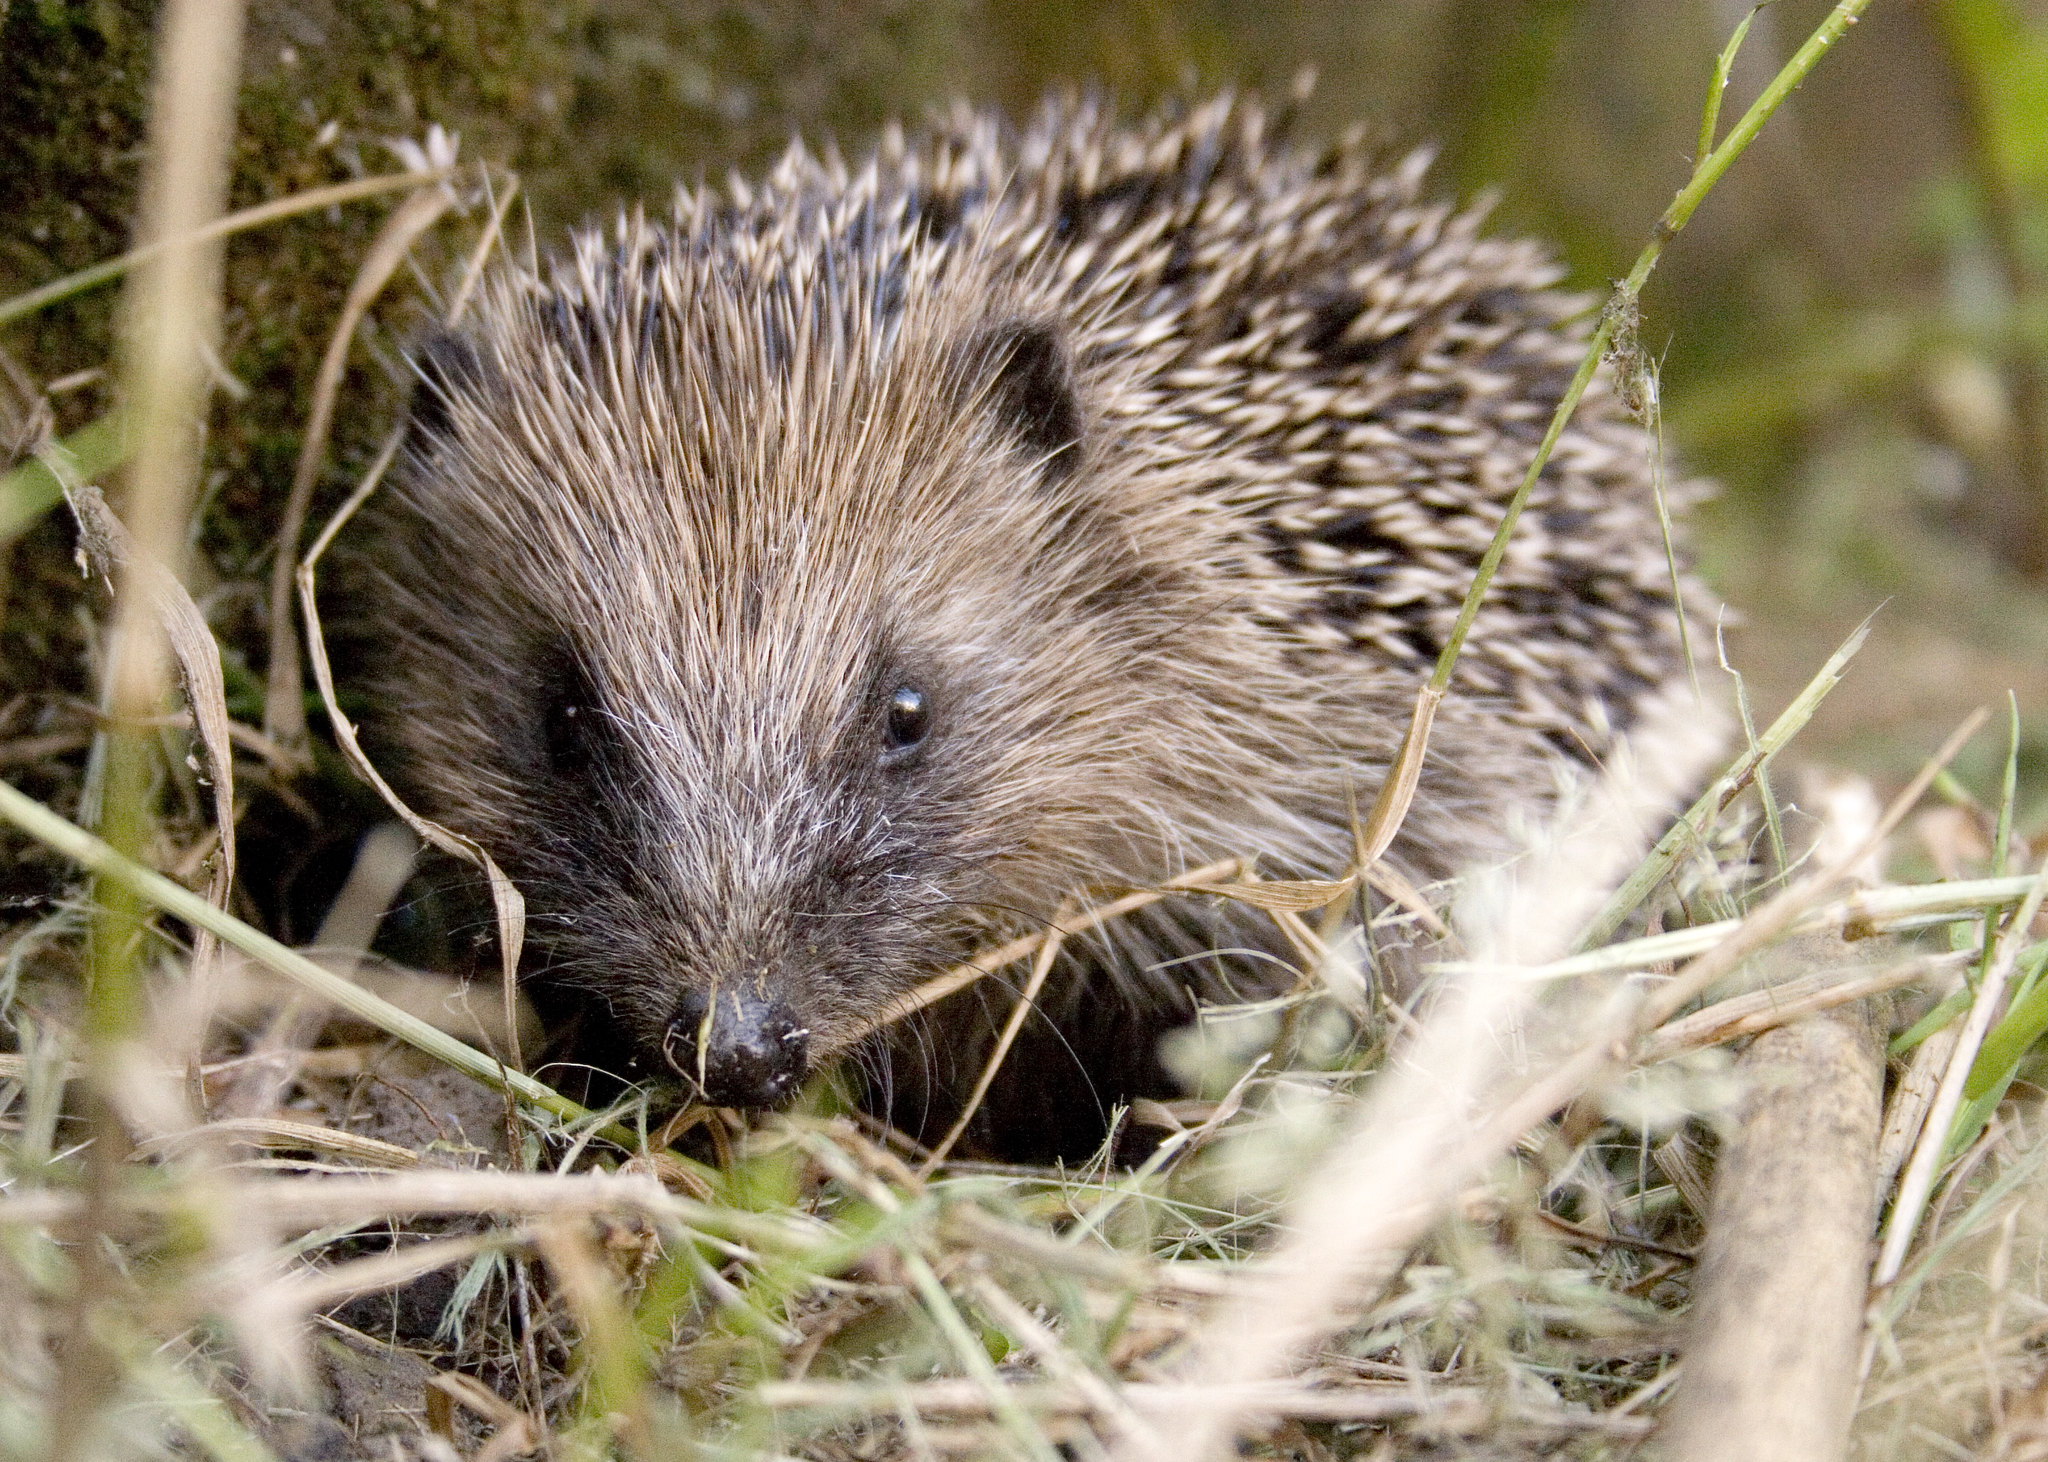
[539,645,601,779]
[545,697,593,777]
[881,685,930,765]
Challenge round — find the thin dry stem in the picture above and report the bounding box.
[1133,737,1699,1460]
[1875,847,2048,1289]
[921,922,1068,1172]
[1878,1022,1965,1201]
[447,171,520,327]
[855,856,1244,1040]
[1639,951,1959,1062]
[1134,709,1977,1462]
[264,183,455,755]
[295,427,529,1071]
[61,0,252,1442]
[1,1169,687,1231]
[216,822,416,1118]
[0,168,455,329]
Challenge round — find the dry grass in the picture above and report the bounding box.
[9,2,2048,1460]
[8,713,2048,1461]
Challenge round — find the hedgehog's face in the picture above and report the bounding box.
[501,612,992,1110]
[370,253,1280,1109]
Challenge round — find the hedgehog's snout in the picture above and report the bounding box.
[663,986,810,1109]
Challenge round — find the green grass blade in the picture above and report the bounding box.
[1696,5,1763,167]
[0,776,615,1140]
[1573,611,1874,951]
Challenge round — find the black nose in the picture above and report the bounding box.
[663,987,810,1108]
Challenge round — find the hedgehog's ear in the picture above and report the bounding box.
[968,319,1083,487]
[406,331,488,448]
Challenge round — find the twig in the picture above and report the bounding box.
[1659,1003,1886,1462]
[136,1115,421,1169]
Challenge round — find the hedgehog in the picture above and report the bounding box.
[360,91,1721,1159]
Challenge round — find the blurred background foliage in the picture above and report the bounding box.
[5,0,2048,824]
